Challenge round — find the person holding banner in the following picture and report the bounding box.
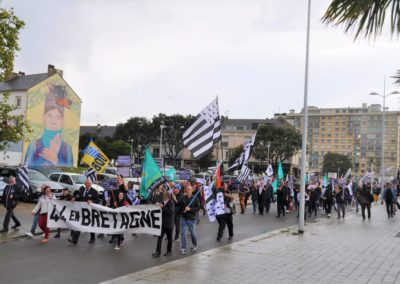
[152,191,175,257]
[68,179,99,245]
[32,186,55,243]
[172,184,184,241]
[178,185,200,255]
[113,191,131,251]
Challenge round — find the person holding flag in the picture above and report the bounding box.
[0,176,22,233]
[216,182,235,241]
[176,185,200,255]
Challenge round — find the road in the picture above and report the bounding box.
[0,204,306,284]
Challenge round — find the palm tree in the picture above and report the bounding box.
[322,0,400,83]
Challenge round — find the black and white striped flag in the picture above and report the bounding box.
[85,168,97,184]
[228,132,257,170]
[183,98,221,159]
[17,163,29,190]
[237,165,251,183]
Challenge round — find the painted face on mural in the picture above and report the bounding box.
[43,108,64,131]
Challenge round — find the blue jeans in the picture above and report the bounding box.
[180,218,197,250]
[30,211,40,234]
[252,201,257,213]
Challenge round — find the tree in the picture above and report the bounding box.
[0,7,25,81]
[228,144,243,167]
[114,117,157,162]
[197,151,214,170]
[152,113,194,168]
[253,124,302,171]
[0,8,30,154]
[322,0,400,83]
[322,152,351,176]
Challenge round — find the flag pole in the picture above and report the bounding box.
[299,0,311,234]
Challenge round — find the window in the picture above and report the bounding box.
[49,174,60,182]
[60,175,73,185]
[221,136,229,147]
[15,96,21,109]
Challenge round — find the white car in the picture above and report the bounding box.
[0,177,7,200]
[49,172,105,196]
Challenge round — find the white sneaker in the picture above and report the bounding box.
[114,245,121,251]
[41,233,45,237]
[179,249,186,254]
[190,245,197,251]
[25,232,34,238]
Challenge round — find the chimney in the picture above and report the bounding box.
[48,64,56,75]
[290,109,295,114]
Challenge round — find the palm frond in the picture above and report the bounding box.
[393,70,400,84]
[322,0,400,40]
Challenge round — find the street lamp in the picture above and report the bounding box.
[159,121,166,159]
[267,141,271,164]
[369,89,399,197]
[129,139,134,165]
[299,0,311,234]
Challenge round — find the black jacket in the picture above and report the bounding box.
[276,186,288,203]
[265,185,274,201]
[257,188,266,203]
[60,193,72,201]
[178,195,200,221]
[161,199,175,229]
[250,186,258,202]
[74,186,100,203]
[173,191,184,216]
[2,184,20,209]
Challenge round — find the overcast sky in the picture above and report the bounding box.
[3,0,400,125]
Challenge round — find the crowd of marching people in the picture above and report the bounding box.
[2,172,400,257]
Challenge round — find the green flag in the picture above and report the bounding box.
[324,174,328,188]
[140,148,167,200]
[272,179,278,193]
[165,167,176,182]
[278,160,284,181]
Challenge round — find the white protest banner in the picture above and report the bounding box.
[47,200,162,236]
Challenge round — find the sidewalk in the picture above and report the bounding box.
[102,205,400,284]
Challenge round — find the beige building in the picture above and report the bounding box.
[275,104,400,177]
[182,118,299,172]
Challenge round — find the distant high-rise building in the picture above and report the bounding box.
[275,104,400,177]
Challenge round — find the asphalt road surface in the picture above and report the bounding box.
[0,205,306,284]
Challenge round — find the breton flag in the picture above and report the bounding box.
[183,98,221,159]
[228,132,257,170]
[344,168,352,179]
[17,163,29,191]
[237,164,251,183]
[85,168,97,184]
[265,164,273,177]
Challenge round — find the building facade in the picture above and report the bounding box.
[0,65,82,167]
[275,104,400,177]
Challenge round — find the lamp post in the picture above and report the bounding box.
[369,89,399,198]
[299,0,311,234]
[267,141,271,164]
[159,121,166,159]
[129,138,134,164]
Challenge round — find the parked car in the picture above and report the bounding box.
[49,172,105,196]
[96,173,119,190]
[194,172,212,182]
[0,166,63,201]
[0,177,7,201]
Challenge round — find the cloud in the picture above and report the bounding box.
[4,0,400,125]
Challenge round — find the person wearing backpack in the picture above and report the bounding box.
[383,183,394,218]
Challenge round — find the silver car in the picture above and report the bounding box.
[49,172,105,196]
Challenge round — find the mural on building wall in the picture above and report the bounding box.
[23,75,81,167]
